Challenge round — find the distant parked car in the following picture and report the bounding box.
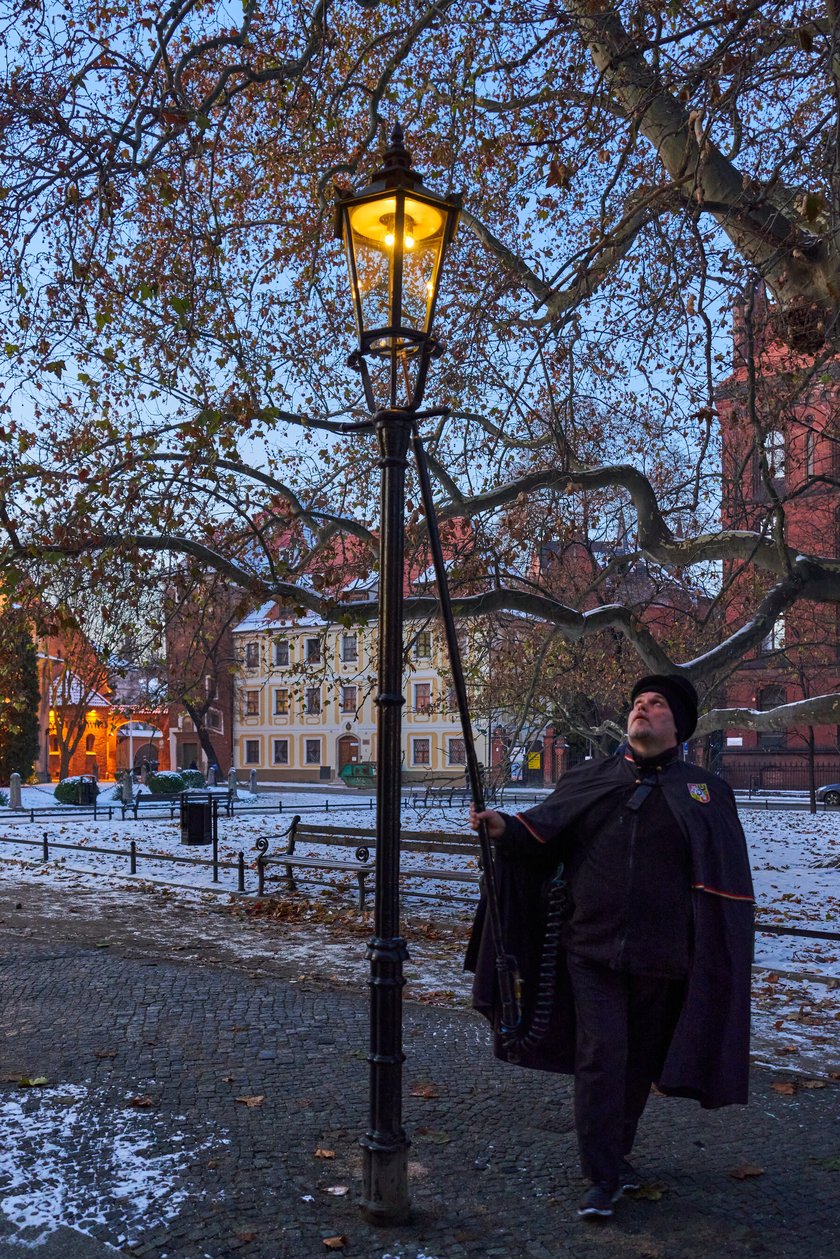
[816,783,840,805]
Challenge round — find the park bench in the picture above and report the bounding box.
[256,815,481,909]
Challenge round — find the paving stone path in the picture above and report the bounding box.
[1,917,837,1258]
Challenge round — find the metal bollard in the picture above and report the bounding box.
[256,837,268,896]
[130,839,137,874]
[212,829,219,883]
[238,851,245,893]
[42,831,49,862]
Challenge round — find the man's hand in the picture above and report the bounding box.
[469,802,505,840]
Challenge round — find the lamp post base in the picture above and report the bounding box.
[359,1135,411,1224]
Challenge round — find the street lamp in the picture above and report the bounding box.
[335,124,461,1224]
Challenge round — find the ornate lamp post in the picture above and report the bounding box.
[335,125,461,1223]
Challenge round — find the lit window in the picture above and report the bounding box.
[273,639,290,667]
[305,739,321,765]
[245,642,259,668]
[245,740,260,765]
[341,685,357,713]
[448,738,466,765]
[414,631,432,659]
[412,737,431,766]
[341,634,358,662]
[245,690,259,716]
[414,682,431,712]
[273,739,289,765]
[274,689,289,715]
[305,637,321,664]
[305,687,321,715]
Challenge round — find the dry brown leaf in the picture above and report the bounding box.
[801,1078,827,1089]
[235,1095,265,1108]
[771,1081,797,1095]
[94,1049,117,1060]
[729,1164,765,1180]
[314,1147,336,1159]
[128,1095,155,1108]
[410,1082,440,1099]
[323,1236,347,1250]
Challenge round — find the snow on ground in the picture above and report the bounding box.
[0,786,837,1077]
[0,1081,224,1249]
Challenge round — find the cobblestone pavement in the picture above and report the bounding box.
[1,911,838,1258]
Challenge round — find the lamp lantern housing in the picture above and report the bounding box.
[335,124,462,410]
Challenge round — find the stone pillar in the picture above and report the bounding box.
[9,772,22,809]
[227,767,238,799]
[121,773,133,805]
[249,768,258,795]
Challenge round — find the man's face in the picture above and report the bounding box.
[627,690,678,755]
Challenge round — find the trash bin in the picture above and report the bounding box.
[180,794,213,845]
[339,761,376,789]
[78,776,97,806]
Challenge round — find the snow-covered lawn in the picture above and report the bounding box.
[1,786,837,1078]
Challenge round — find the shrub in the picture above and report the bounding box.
[0,790,8,807]
[54,776,100,805]
[180,768,206,788]
[147,770,186,795]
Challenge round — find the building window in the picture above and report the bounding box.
[207,709,222,731]
[341,633,358,662]
[766,428,785,481]
[305,739,321,765]
[413,682,431,712]
[245,641,259,668]
[305,686,321,715]
[758,685,787,748]
[341,685,357,713]
[245,740,260,765]
[305,637,321,664]
[448,737,466,765]
[412,737,431,766]
[804,427,816,478]
[85,734,95,752]
[49,735,59,753]
[273,738,289,765]
[245,690,259,716]
[273,639,290,667]
[414,630,432,659]
[274,689,289,715]
[760,615,785,654]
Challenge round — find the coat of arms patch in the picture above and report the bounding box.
[688,783,711,804]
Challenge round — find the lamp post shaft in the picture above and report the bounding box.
[360,409,412,1223]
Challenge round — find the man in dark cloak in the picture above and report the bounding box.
[466,675,754,1220]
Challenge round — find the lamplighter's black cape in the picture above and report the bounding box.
[466,748,755,1108]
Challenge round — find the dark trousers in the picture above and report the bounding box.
[566,952,685,1189]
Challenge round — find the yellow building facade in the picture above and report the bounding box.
[232,602,479,784]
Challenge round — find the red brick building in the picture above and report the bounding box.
[716,287,840,789]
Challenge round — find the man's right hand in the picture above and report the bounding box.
[469,803,505,840]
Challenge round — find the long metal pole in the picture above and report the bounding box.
[359,407,411,1223]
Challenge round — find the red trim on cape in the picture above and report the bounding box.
[692,883,754,903]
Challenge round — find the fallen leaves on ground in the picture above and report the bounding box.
[729,1164,765,1179]
[94,1048,117,1059]
[415,1127,450,1144]
[801,1078,827,1089]
[18,1076,48,1088]
[235,1095,264,1108]
[410,1082,440,1099]
[771,1081,797,1095]
[628,1182,668,1201]
[127,1095,155,1108]
[323,1237,347,1250]
[314,1147,336,1159]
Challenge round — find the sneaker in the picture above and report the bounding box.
[577,1183,620,1219]
[619,1158,642,1192]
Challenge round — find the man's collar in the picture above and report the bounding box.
[621,741,679,772]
